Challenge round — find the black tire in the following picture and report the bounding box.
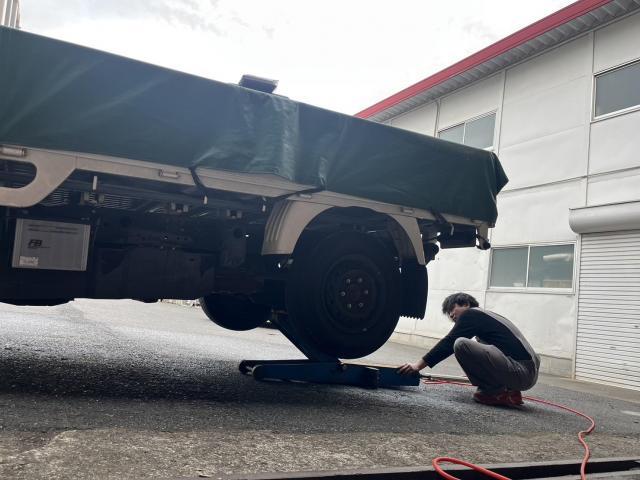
[200,294,272,331]
[285,231,401,359]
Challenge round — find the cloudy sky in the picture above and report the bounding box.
[20,0,575,115]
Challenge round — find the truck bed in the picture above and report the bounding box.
[0,26,508,224]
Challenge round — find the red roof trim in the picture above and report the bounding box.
[356,0,613,118]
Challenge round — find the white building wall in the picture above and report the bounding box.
[416,248,490,336]
[492,181,585,245]
[593,12,640,72]
[589,110,640,176]
[438,74,502,129]
[389,102,438,136]
[484,291,577,375]
[388,10,640,378]
[499,35,592,190]
[587,163,640,205]
[588,13,640,205]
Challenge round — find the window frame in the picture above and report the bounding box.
[592,58,640,122]
[437,111,497,150]
[487,242,577,294]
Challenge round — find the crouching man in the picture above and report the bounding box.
[398,292,540,407]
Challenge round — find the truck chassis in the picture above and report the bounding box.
[0,144,489,359]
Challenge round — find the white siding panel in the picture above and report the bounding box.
[427,247,489,292]
[576,230,640,391]
[390,102,437,136]
[438,75,501,129]
[491,181,584,245]
[589,109,640,175]
[498,126,588,189]
[414,289,454,338]
[411,249,489,338]
[485,291,576,360]
[587,168,640,206]
[504,35,591,102]
[500,76,589,148]
[396,316,417,334]
[594,12,640,73]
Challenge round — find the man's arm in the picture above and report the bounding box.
[423,311,482,367]
[398,310,484,374]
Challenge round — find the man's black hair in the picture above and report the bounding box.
[441,292,480,314]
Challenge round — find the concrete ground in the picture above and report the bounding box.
[0,299,638,480]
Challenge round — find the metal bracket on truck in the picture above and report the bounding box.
[0,146,76,207]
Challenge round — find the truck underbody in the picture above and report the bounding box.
[0,27,505,361]
[0,147,488,360]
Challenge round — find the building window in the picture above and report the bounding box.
[438,112,496,149]
[594,60,640,118]
[490,244,574,289]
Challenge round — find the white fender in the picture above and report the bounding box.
[262,199,425,265]
[261,199,332,255]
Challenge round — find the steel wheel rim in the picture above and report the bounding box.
[321,255,384,335]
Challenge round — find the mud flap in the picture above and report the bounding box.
[401,261,428,319]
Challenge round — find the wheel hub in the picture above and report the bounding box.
[324,260,381,334]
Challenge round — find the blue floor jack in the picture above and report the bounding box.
[239,358,421,389]
[239,359,470,389]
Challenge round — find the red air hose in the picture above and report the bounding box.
[424,380,596,480]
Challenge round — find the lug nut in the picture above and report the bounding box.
[358,303,364,308]
[340,291,346,297]
[357,277,363,283]
[364,290,369,295]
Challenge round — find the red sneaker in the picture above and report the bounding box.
[473,390,522,407]
[507,390,524,405]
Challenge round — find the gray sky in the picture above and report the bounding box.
[20,0,575,114]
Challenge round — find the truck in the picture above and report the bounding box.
[0,26,508,360]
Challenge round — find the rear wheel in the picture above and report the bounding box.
[284,231,401,359]
[200,294,272,331]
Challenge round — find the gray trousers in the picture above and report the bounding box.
[453,338,539,394]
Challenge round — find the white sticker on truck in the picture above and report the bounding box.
[19,256,39,267]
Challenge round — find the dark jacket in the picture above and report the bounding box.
[423,307,539,368]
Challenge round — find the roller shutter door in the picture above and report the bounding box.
[575,230,640,391]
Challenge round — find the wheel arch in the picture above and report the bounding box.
[261,199,425,265]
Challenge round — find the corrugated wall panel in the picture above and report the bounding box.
[575,230,640,391]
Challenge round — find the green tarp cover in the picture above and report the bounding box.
[0,27,508,223]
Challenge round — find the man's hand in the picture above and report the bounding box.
[397,359,427,375]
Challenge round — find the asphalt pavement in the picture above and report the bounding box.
[0,299,638,479]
